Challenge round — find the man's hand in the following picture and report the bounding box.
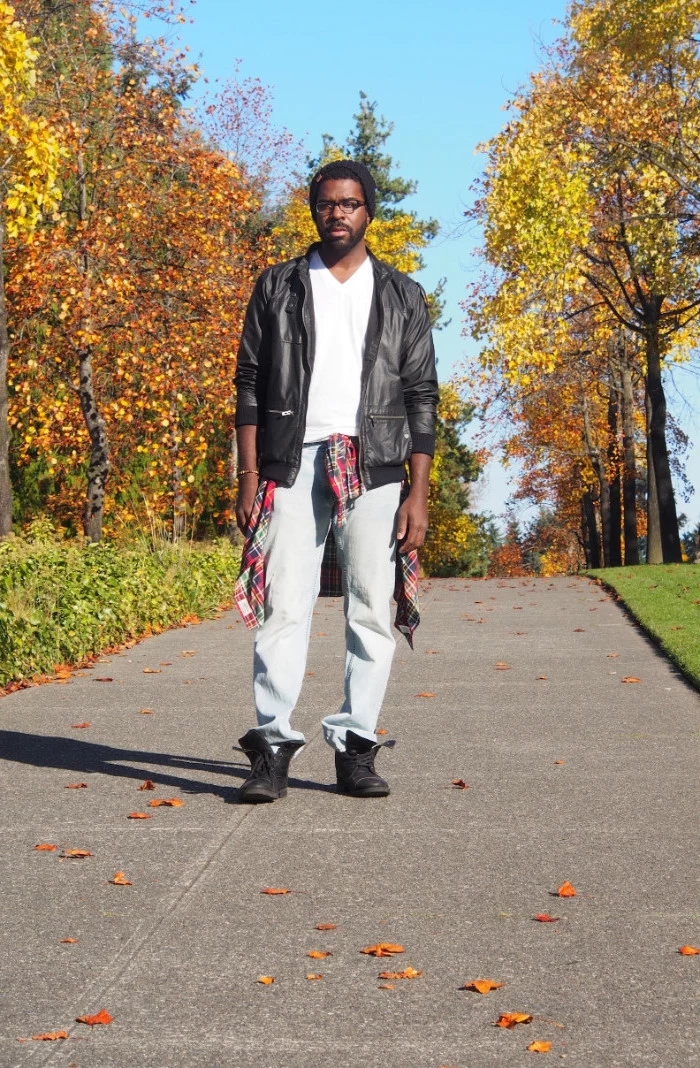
[236,475,259,535]
[396,490,429,553]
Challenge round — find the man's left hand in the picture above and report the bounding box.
[396,491,429,553]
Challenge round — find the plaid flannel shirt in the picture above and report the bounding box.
[234,434,420,647]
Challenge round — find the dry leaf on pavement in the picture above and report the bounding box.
[306,974,323,980]
[261,887,291,895]
[451,779,469,789]
[127,812,152,819]
[76,1009,112,1026]
[377,967,422,979]
[61,849,92,858]
[415,692,436,698]
[678,945,700,955]
[257,976,274,985]
[138,779,156,791]
[148,798,183,807]
[34,844,56,852]
[109,871,132,885]
[60,938,78,944]
[71,722,91,729]
[360,943,404,956]
[495,1012,533,1029]
[622,676,641,683]
[527,1040,552,1052]
[315,923,337,930]
[533,914,560,923]
[461,979,504,993]
[65,783,88,789]
[31,1032,68,1041]
[555,881,577,897]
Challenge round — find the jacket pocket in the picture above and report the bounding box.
[366,410,411,466]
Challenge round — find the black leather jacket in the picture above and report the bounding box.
[235,245,438,489]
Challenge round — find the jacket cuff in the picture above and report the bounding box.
[410,432,435,458]
[234,405,259,428]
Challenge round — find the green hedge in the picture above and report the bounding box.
[0,533,241,686]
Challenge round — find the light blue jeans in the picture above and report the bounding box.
[252,441,401,753]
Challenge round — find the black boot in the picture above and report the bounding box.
[335,729,394,798]
[237,729,303,803]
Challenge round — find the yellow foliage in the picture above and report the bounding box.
[273,183,428,273]
[0,0,62,237]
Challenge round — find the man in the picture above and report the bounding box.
[233,159,438,802]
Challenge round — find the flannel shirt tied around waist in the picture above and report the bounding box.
[234,433,420,647]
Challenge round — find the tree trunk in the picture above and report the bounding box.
[606,389,622,567]
[77,151,110,543]
[645,324,682,562]
[620,361,640,566]
[80,343,111,542]
[170,402,186,539]
[0,222,13,538]
[582,394,612,566]
[645,390,662,565]
[582,491,601,569]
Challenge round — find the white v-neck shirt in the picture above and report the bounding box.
[303,249,374,442]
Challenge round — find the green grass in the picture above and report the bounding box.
[586,564,700,689]
[0,532,241,687]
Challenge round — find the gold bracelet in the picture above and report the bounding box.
[237,468,259,477]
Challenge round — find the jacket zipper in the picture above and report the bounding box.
[268,409,294,416]
[359,267,387,488]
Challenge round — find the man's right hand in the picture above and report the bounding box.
[236,475,259,534]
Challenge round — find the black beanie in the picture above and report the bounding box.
[309,159,377,220]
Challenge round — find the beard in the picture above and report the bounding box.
[319,216,368,253]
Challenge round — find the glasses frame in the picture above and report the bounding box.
[314,198,367,217]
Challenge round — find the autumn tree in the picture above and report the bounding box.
[0,0,61,536]
[464,0,700,565]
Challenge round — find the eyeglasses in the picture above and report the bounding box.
[314,198,366,216]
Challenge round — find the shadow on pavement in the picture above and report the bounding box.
[0,730,337,800]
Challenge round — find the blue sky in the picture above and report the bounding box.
[169,0,700,531]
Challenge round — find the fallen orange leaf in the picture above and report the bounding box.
[65,782,88,788]
[622,676,641,683]
[377,967,422,979]
[147,798,183,807]
[109,871,132,885]
[138,779,156,791]
[71,722,91,729]
[361,943,404,956]
[527,1040,552,1052]
[140,708,153,715]
[376,728,388,735]
[34,843,56,851]
[62,849,92,858]
[127,812,152,819]
[556,881,577,897]
[537,675,549,681]
[306,974,323,980]
[261,887,291,895]
[76,1009,112,1026]
[307,950,332,959]
[495,662,510,670]
[415,692,436,698]
[61,938,78,944]
[607,653,620,658]
[378,983,395,990]
[678,945,700,955]
[159,662,172,666]
[179,650,197,657]
[31,1032,68,1041]
[93,677,113,682]
[316,923,337,930]
[257,976,274,985]
[495,1012,533,1029]
[142,668,161,674]
[461,979,504,994]
[553,760,564,765]
[451,778,469,789]
[573,628,586,633]
[534,914,560,923]
[425,649,440,654]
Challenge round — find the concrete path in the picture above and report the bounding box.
[0,576,698,1067]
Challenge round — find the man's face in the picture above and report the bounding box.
[313,177,370,252]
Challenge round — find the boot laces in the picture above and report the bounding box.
[350,747,377,772]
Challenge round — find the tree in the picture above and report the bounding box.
[272,92,446,326]
[464,0,700,565]
[0,0,61,537]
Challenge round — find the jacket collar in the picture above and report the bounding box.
[299,243,391,287]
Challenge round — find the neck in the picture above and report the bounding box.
[318,240,368,273]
